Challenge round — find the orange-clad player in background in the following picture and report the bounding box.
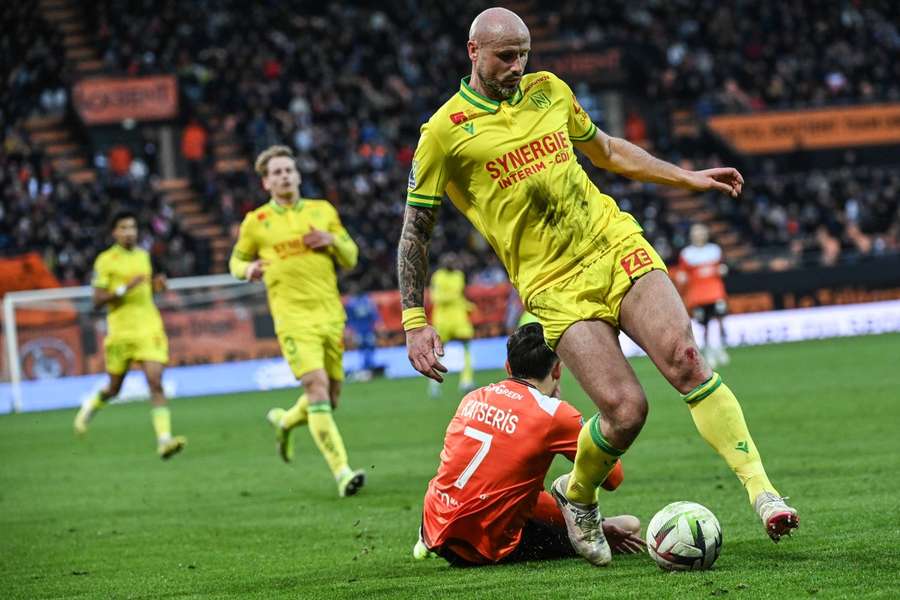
[414,323,644,566]
[678,223,730,368]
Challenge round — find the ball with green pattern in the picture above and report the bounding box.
[646,501,723,571]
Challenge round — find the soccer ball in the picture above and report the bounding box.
[646,501,722,571]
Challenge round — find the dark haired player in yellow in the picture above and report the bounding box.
[397,7,797,566]
[429,253,475,397]
[230,145,366,498]
[74,210,186,460]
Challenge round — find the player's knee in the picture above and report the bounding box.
[666,329,711,392]
[303,371,330,402]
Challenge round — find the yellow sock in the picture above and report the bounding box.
[89,392,106,412]
[151,406,172,442]
[685,373,778,503]
[566,414,624,505]
[280,394,310,429]
[307,403,349,478]
[461,344,473,385]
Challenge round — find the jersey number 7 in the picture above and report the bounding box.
[453,427,493,489]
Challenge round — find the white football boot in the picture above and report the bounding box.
[550,474,612,566]
[754,491,799,542]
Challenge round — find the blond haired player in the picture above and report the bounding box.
[74,210,186,459]
[397,7,797,566]
[230,145,365,498]
[429,253,475,397]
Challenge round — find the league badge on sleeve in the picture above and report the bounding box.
[408,160,418,190]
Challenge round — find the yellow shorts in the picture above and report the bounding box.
[104,331,169,375]
[277,321,345,381]
[527,233,667,349]
[433,309,474,341]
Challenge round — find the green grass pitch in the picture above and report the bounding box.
[2,334,899,599]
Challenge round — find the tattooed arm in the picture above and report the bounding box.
[398,205,436,310]
[398,204,448,382]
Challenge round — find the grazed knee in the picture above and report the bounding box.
[667,334,711,393]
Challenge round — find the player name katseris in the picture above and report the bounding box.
[459,383,522,434]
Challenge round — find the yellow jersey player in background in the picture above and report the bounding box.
[229,145,366,498]
[398,7,797,566]
[429,253,475,397]
[74,210,186,460]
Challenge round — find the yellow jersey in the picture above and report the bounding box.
[91,244,164,339]
[430,268,469,312]
[407,71,642,306]
[230,198,358,327]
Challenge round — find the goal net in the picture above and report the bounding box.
[1,274,287,414]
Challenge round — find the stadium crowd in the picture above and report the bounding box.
[3,1,900,288]
[1,4,206,284]
[553,0,900,114]
[1,148,208,285]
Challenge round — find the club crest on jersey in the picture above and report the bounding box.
[407,160,418,190]
[530,91,551,109]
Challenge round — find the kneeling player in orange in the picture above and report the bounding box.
[413,323,644,565]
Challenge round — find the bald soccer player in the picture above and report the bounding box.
[397,7,797,567]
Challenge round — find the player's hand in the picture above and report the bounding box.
[152,274,167,293]
[602,522,646,554]
[684,167,744,198]
[126,275,147,289]
[303,226,334,250]
[406,325,448,382]
[245,260,268,281]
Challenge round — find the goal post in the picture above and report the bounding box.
[1,274,258,413]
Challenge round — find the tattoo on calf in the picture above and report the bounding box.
[398,205,436,310]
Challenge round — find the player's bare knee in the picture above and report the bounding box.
[668,335,711,393]
[303,371,330,403]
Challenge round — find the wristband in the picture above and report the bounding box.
[402,307,428,331]
[114,284,127,297]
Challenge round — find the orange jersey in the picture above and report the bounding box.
[679,243,727,309]
[422,378,583,563]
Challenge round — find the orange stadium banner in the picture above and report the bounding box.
[73,75,179,125]
[708,103,900,153]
